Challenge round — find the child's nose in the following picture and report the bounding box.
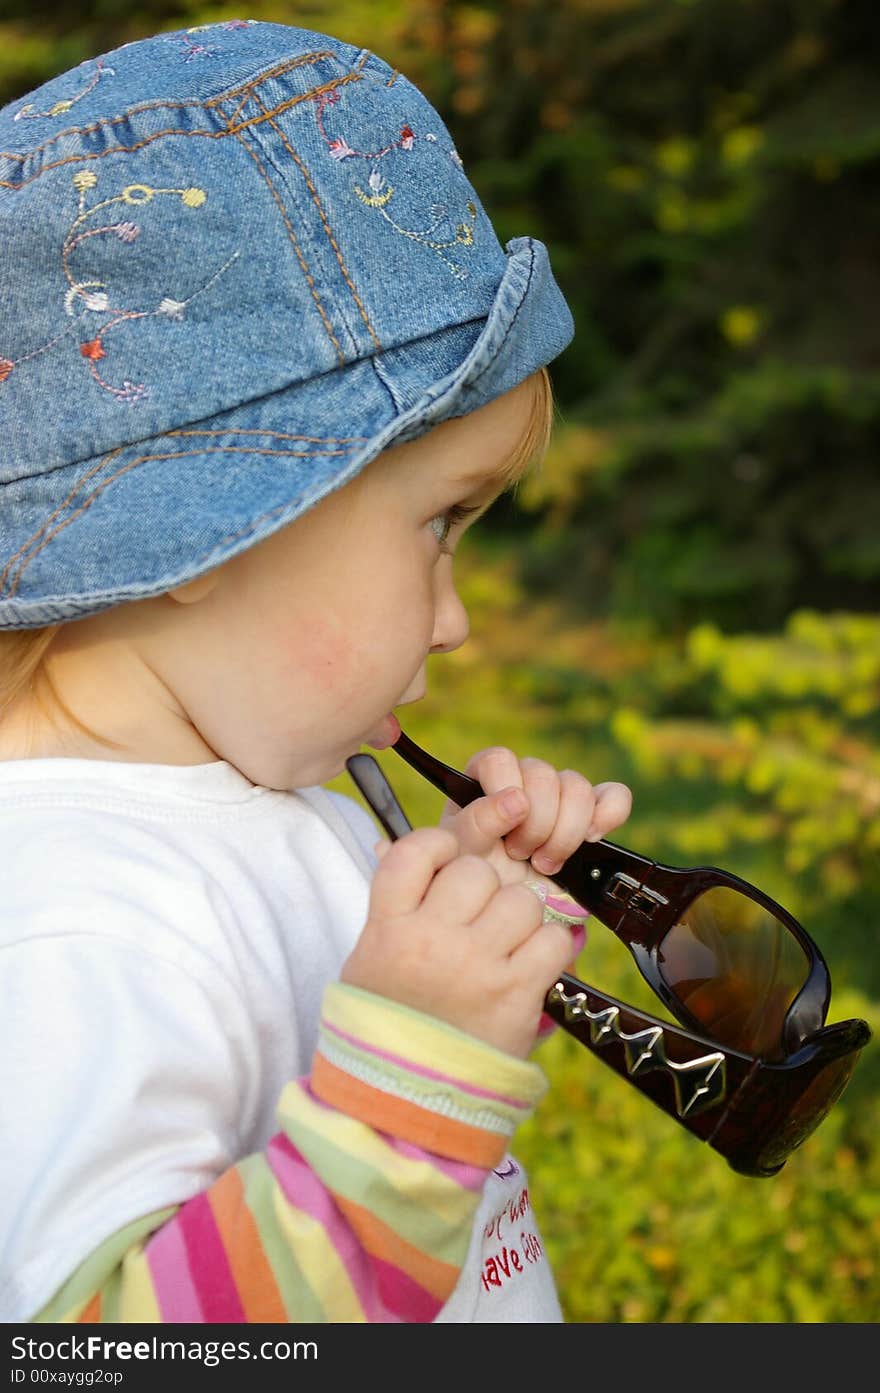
[430,562,470,654]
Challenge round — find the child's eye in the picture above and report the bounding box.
[429,504,479,551]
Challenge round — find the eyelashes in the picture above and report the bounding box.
[430,503,481,550]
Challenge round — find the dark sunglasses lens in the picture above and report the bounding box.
[657,886,810,1057]
[750,1049,861,1174]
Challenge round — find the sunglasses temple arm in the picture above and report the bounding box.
[392,729,484,808]
[392,729,655,907]
[546,972,752,1145]
[346,753,414,840]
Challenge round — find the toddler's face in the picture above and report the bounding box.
[155,375,541,788]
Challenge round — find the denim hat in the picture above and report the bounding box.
[0,19,574,630]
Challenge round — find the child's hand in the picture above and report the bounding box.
[439,746,633,888]
[340,821,577,1059]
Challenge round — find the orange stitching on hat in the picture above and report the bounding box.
[230,126,346,364]
[0,82,365,187]
[386,71,400,88]
[1,106,214,172]
[14,58,113,123]
[0,128,222,191]
[1,444,363,599]
[204,51,338,103]
[222,72,366,137]
[225,87,255,130]
[0,450,124,597]
[249,90,382,353]
[0,75,352,168]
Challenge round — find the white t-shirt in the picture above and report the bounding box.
[0,757,561,1323]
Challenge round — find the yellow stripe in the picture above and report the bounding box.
[322,983,546,1105]
[271,1182,365,1321]
[278,1083,476,1227]
[116,1247,161,1322]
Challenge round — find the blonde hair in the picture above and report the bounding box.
[0,366,554,741]
[502,364,554,486]
[0,626,117,749]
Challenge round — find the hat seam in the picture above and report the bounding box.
[225,120,350,365]
[1,441,370,603]
[0,68,363,190]
[246,89,382,354]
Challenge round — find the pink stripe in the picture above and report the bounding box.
[321,1022,529,1110]
[267,1134,388,1322]
[389,1136,487,1190]
[373,1255,443,1322]
[176,1192,247,1323]
[146,1214,206,1322]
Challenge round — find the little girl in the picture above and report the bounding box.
[0,21,632,1323]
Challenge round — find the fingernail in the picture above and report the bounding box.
[532,854,561,874]
[501,790,526,818]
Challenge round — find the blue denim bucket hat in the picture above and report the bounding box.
[0,19,574,630]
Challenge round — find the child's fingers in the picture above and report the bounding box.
[529,768,598,874]
[471,881,546,952]
[502,757,561,861]
[508,914,578,987]
[369,827,459,917]
[463,746,526,797]
[587,781,634,841]
[447,785,530,857]
[422,852,502,924]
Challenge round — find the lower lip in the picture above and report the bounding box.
[365,712,401,751]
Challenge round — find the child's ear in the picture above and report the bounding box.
[165,570,221,605]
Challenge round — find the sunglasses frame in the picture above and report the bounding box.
[344,735,871,1177]
[391,730,831,1055]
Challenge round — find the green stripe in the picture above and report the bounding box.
[317,1029,527,1131]
[283,1115,473,1267]
[236,1154,326,1320]
[35,1206,175,1322]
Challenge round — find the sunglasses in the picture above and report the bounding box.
[345,730,871,1178]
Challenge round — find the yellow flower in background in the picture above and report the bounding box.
[720,304,762,346]
[655,190,689,232]
[722,125,764,166]
[655,137,695,177]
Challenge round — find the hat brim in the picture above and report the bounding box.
[0,236,572,628]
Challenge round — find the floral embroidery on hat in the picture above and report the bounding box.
[312,89,477,280]
[14,58,114,122]
[0,171,238,404]
[164,18,259,61]
[164,33,221,63]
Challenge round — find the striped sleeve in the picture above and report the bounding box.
[34,984,547,1323]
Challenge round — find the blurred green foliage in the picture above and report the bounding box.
[4,0,877,1324]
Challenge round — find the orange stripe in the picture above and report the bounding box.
[78,1292,102,1323]
[312,1055,509,1168]
[207,1168,288,1321]
[333,1191,459,1301]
